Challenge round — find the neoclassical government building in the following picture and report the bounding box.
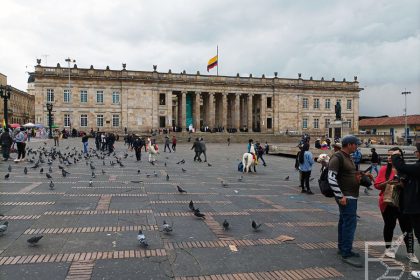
[29,61,362,135]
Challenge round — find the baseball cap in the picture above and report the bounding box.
[342,135,362,146]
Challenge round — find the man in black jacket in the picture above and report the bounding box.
[0,127,13,161]
[191,138,202,162]
[391,143,420,247]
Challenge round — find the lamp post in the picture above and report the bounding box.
[0,85,12,129]
[401,91,411,145]
[65,57,76,135]
[46,102,53,139]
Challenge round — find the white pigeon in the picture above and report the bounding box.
[0,221,9,234]
[137,230,148,247]
[162,220,173,233]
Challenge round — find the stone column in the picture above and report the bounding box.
[222,93,228,131]
[234,93,241,130]
[260,94,267,132]
[167,91,173,128]
[208,92,215,128]
[181,91,187,131]
[247,94,253,132]
[194,92,201,130]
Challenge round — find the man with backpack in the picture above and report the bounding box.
[328,135,364,267]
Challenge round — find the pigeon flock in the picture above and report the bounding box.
[0,141,267,251]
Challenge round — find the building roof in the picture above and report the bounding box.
[359,115,420,127]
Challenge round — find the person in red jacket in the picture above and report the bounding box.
[374,147,417,263]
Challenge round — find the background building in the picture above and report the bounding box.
[0,73,35,125]
[359,115,420,144]
[29,61,362,135]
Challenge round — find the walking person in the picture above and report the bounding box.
[82,133,89,154]
[352,147,362,171]
[132,136,143,161]
[0,126,13,161]
[171,135,177,152]
[374,147,418,263]
[328,135,365,267]
[14,128,27,162]
[191,138,202,162]
[199,137,207,162]
[164,135,172,153]
[53,129,60,146]
[298,143,314,194]
[256,142,267,166]
[370,148,380,176]
[391,143,420,256]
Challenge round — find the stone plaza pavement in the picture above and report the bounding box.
[0,138,419,280]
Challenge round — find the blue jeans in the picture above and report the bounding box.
[336,198,358,257]
[83,142,88,154]
[370,164,378,176]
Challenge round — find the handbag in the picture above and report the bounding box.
[383,182,402,208]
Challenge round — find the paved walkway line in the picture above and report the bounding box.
[95,195,112,211]
[23,225,158,235]
[17,182,43,193]
[65,260,95,280]
[43,209,153,216]
[0,202,55,206]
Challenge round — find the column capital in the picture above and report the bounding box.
[248,93,254,98]
[181,91,187,95]
[235,92,242,97]
[195,91,201,96]
[208,92,215,96]
[222,92,228,97]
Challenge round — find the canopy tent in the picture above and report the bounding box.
[51,124,59,129]
[23,122,35,128]
[34,124,44,128]
[9,123,21,128]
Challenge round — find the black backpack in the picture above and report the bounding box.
[318,152,344,197]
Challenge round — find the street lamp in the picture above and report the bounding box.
[0,85,12,129]
[46,102,53,139]
[401,91,411,145]
[65,57,76,135]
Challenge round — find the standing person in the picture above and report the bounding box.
[132,136,143,161]
[256,142,267,166]
[227,137,231,146]
[171,135,177,152]
[148,140,158,163]
[199,137,207,162]
[53,129,60,147]
[391,143,420,253]
[247,139,256,162]
[370,148,380,176]
[298,143,314,194]
[14,128,27,162]
[352,147,362,171]
[0,126,13,161]
[264,141,269,154]
[95,132,101,150]
[164,135,171,153]
[191,138,202,162]
[328,135,364,267]
[82,133,89,154]
[374,147,417,263]
[107,133,116,153]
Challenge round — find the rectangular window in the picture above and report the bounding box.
[267,118,272,129]
[80,114,88,127]
[347,99,352,110]
[64,89,71,103]
[112,114,120,127]
[97,114,104,127]
[159,116,166,127]
[302,98,308,109]
[80,90,87,103]
[64,114,71,127]
[325,118,330,128]
[112,91,120,104]
[313,98,320,109]
[159,93,166,105]
[96,90,104,103]
[313,118,319,129]
[267,97,272,109]
[325,99,331,109]
[302,118,308,129]
[47,89,54,102]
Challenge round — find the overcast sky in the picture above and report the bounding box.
[1,0,419,116]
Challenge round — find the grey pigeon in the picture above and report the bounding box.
[252,220,262,231]
[166,174,169,181]
[24,167,28,175]
[49,181,55,190]
[4,173,9,180]
[137,169,140,174]
[193,209,205,219]
[27,235,43,246]
[62,169,70,177]
[91,172,96,178]
[221,180,228,187]
[162,220,173,233]
[222,219,230,230]
[182,168,186,173]
[238,175,243,182]
[0,221,9,234]
[207,163,212,167]
[154,171,157,177]
[39,168,44,174]
[284,176,289,181]
[102,169,106,175]
[189,200,195,211]
[49,166,52,173]
[176,185,187,193]
[46,173,52,179]
[89,180,93,187]
[309,177,314,182]
[137,230,148,247]
[8,165,11,172]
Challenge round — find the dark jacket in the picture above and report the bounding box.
[0,131,13,146]
[191,140,201,152]
[199,140,206,152]
[392,155,420,214]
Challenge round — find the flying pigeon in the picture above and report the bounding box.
[162,220,173,233]
[137,230,148,247]
[7,165,11,172]
[176,185,187,194]
[27,235,43,246]
[252,220,262,231]
[0,221,9,234]
[24,167,28,175]
[222,219,230,230]
[193,209,206,219]
[49,181,55,190]
[46,173,52,179]
[188,200,195,211]
[4,173,9,180]
[284,176,290,181]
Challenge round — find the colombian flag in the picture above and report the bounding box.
[207,55,218,72]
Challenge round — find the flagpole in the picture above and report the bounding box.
[217,45,219,76]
